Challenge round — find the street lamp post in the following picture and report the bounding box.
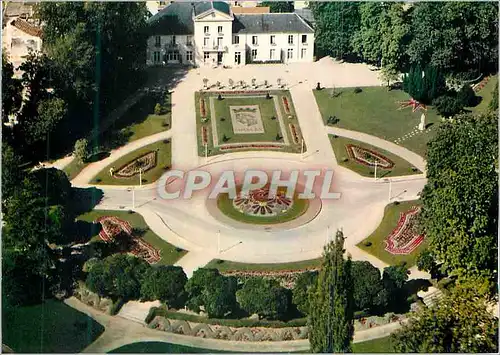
[374,161,378,180]
[139,168,143,187]
[388,178,392,201]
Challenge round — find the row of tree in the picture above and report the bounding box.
[2,2,149,164]
[310,2,498,79]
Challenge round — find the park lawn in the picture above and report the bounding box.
[329,135,421,177]
[2,299,104,353]
[78,210,186,265]
[63,158,89,180]
[357,200,427,267]
[90,140,171,185]
[314,87,442,156]
[470,74,498,114]
[206,258,321,272]
[196,91,304,157]
[352,336,395,353]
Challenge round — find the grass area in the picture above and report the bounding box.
[102,92,172,144]
[357,200,426,267]
[90,139,171,185]
[313,87,442,156]
[352,336,395,353]
[63,159,89,180]
[206,258,321,272]
[196,91,305,156]
[471,74,498,114]
[77,210,186,265]
[217,191,309,225]
[329,135,421,177]
[2,299,104,353]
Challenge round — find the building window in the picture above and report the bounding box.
[171,35,176,45]
[153,51,161,63]
[217,37,223,47]
[270,49,275,59]
[204,26,209,34]
[204,52,210,62]
[301,34,307,44]
[287,48,293,59]
[270,35,276,45]
[167,51,179,61]
[218,25,223,34]
[288,35,294,44]
[235,51,241,64]
[252,36,258,45]
[301,48,307,59]
[204,37,209,47]
[155,36,161,47]
[233,35,239,44]
[186,36,192,46]
[187,51,193,61]
[251,49,257,60]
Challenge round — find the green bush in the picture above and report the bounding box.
[154,103,162,115]
[236,278,290,320]
[354,87,363,94]
[109,298,125,315]
[363,241,372,247]
[432,95,464,118]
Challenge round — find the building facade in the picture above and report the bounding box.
[146,1,314,67]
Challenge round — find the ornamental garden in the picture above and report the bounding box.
[196,89,305,156]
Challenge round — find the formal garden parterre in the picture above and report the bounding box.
[196,90,306,156]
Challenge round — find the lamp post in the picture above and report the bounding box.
[374,161,378,180]
[139,168,143,187]
[388,178,392,201]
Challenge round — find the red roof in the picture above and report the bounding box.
[11,18,42,38]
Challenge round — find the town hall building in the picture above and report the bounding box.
[146,1,314,67]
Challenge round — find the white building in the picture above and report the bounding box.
[146,1,314,67]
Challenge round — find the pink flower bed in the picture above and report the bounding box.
[221,268,319,289]
[398,98,427,112]
[216,90,268,96]
[384,206,424,255]
[201,126,209,145]
[282,96,291,115]
[289,123,300,144]
[345,144,394,169]
[200,98,207,117]
[473,76,490,93]
[95,216,161,264]
[219,143,283,151]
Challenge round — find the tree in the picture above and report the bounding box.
[403,64,446,104]
[292,271,318,316]
[382,265,408,290]
[2,53,23,120]
[416,250,438,277]
[379,65,400,89]
[310,2,360,59]
[86,254,150,300]
[392,283,498,353]
[31,167,72,207]
[308,230,354,353]
[74,138,89,163]
[236,278,290,320]
[1,142,25,204]
[351,261,388,312]
[259,1,294,13]
[140,266,187,308]
[488,81,498,112]
[420,112,497,284]
[457,85,477,107]
[379,3,410,72]
[432,95,463,118]
[351,3,385,65]
[185,268,238,318]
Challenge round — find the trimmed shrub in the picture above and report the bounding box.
[354,87,363,94]
[154,103,162,115]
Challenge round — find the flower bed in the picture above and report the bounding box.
[114,151,157,178]
[221,269,319,289]
[473,76,490,93]
[289,123,300,144]
[345,144,394,169]
[95,216,161,264]
[219,143,284,151]
[397,98,427,112]
[201,126,209,145]
[200,97,207,118]
[384,206,424,255]
[282,96,291,115]
[215,90,269,96]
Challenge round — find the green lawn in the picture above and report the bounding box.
[206,258,321,272]
[471,74,498,114]
[314,87,442,156]
[217,191,309,225]
[352,336,395,353]
[78,210,186,265]
[63,159,89,180]
[357,200,427,267]
[196,91,305,156]
[91,140,171,185]
[329,135,421,177]
[2,299,104,353]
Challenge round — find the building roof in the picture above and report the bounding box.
[147,2,195,35]
[233,13,314,34]
[231,6,270,14]
[294,8,315,28]
[11,18,43,38]
[194,1,230,16]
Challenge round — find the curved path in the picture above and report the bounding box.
[66,297,403,353]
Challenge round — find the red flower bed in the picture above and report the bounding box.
[216,90,268,96]
[282,96,291,115]
[398,98,427,112]
[201,126,209,145]
[345,144,394,169]
[222,268,319,289]
[200,98,207,117]
[219,143,284,151]
[289,123,300,144]
[473,76,490,93]
[384,206,424,255]
[95,216,161,264]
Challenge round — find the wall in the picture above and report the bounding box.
[193,11,234,67]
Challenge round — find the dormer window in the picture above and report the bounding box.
[218,26,223,34]
[204,26,209,34]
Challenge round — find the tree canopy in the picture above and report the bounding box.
[140,266,187,307]
[351,261,388,312]
[259,1,293,13]
[292,270,318,316]
[236,278,290,320]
